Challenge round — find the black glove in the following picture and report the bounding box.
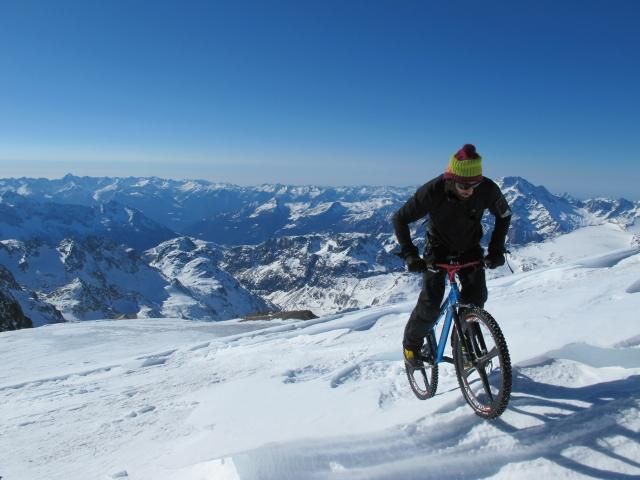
[405,254,427,273]
[484,250,505,269]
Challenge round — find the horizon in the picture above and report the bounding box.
[1,0,639,199]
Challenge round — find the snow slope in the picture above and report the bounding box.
[0,242,639,479]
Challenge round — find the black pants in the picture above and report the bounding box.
[403,266,488,348]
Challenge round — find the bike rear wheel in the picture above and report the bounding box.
[405,331,439,400]
[453,307,511,419]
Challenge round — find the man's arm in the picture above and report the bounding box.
[486,186,512,266]
[392,183,431,258]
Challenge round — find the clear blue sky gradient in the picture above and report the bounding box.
[0,0,638,199]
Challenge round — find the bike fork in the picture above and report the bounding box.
[452,306,476,364]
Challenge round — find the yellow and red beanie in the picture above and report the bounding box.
[443,144,483,183]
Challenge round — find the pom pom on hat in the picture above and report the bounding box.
[455,144,480,160]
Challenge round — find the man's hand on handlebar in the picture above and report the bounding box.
[405,254,427,273]
[484,250,505,269]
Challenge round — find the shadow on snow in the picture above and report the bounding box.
[219,369,640,480]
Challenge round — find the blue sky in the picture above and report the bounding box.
[0,0,638,199]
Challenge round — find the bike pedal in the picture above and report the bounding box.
[418,354,434,365]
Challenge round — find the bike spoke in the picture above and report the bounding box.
[461,364,476,379]
[477,367,494,403]
[470,330,484,356]
[475,346,499,367]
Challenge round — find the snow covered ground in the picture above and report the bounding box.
[1,225,639,479]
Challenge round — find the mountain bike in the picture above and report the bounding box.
[405,260,512,419]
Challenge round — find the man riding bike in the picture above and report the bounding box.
[392,144,512,368]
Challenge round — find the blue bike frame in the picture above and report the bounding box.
[429,260,481,365]
[433,276,460,364]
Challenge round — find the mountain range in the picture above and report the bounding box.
[0,174,637,329]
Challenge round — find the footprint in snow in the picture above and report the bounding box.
[125,406,156,418]
[283,365,328,384]
[106,470,128,479]
[626,279,640,294]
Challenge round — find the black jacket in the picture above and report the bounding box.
[392,175,511,262]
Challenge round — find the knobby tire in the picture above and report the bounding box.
[452,307,511,419]
[405,331,439,400]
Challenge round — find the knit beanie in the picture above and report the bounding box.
[443,144,483,183]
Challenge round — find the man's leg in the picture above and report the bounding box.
[457,266,488,364]
[403,269,446,360]
[458,265,488,307]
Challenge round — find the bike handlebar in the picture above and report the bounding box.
[432,260,483,274]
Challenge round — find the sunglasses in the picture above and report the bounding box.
[456,181,482,190]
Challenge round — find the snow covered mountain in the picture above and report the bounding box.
[0,236,268,324]
[498,177,637,244]
[0,174,638,326]
[0,190,177,251]
[0,236,166,321]
[0,263,64,328]
[145,237,272,320]
[0,265,35,330]
[2,174,636,248]
[220,232,418,314]
[1,237,638,479]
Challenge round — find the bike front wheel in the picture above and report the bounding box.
[453,307,511,419]
[405,331,439,400]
